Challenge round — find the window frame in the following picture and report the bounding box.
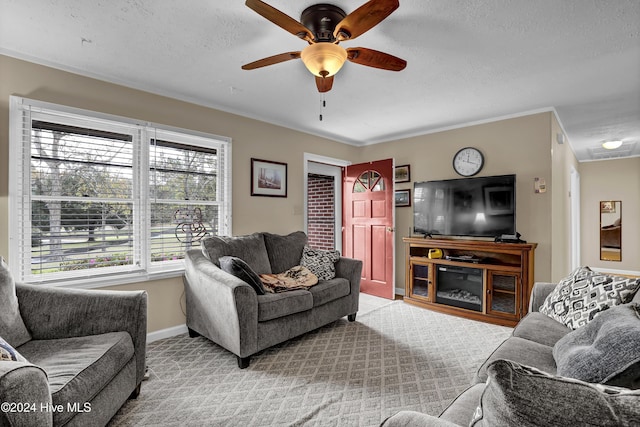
[9,96,232,289]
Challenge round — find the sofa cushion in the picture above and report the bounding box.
[17,331,134,426]
[512,312,571,347]
[263,231,308,274]
[0,260,32,348]
[309,278,351,307]
[219,256,266,295]
[257,290,314,322]
[201,233,272,274]
[470,359,640,427]
[300,246,340,280]
[438,383,485,426]
[474,337,556,383]
[539,267,640,329]
[0,335,27,362]
[553,303,640,388]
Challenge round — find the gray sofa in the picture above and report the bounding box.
[383,279,640,426]
[183,231,362,368]
[0,263,147,427]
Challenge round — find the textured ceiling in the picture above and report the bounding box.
[1,0,639,161]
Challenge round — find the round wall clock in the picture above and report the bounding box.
[453,147,484,177]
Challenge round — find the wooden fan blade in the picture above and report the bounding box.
[334,0,399,41]
[245,0,315,42]
[242,51,301,70]
[315,75,334,93]
[347,47,406,71]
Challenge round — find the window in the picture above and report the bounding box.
[9,96,231,287]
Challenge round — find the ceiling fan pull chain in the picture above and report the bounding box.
[319,93,326,121]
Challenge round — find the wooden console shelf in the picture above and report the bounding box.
[403,237,537,327]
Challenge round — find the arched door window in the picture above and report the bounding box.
[353,170,385,193]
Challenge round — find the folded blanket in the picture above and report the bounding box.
[260,266,318,293]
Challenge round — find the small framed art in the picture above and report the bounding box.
[395,189,411,207]
[395,164,411,183]
[251,158,287,197]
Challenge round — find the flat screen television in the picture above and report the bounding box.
[413,174,516,238]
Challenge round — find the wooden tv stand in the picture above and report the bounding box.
[403,237,537,327]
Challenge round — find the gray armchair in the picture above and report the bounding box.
[1,282,147,427]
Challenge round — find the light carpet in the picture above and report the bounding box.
[110,301,512,426]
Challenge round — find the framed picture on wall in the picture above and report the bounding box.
[395,189,411,207]
[395,164,411,183]
[251,158,287,197]
[600,201,616,213]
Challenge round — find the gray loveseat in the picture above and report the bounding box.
[0,263,147,427]
[383,276,640,426]
[183,231,362,368]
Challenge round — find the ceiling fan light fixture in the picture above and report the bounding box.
[300,43,347,78]
[602,139,623,150]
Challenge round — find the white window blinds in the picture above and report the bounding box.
[9,96,231,287]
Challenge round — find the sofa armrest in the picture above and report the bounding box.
[528,282,557,312]
[381,411,461,427]
[335,257,363,296]
[15,283,147,386]
[183,249,259,358]
[0,362,53,427]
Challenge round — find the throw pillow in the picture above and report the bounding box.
[553,303,640,388]
[201,233,272,274]
[263,231,308,273]
[0,258,32,347]
[300,246,340,281]
[219,256,265,295]
[469,359,640,427]
[0,336,27,362]
[539,266,640,329]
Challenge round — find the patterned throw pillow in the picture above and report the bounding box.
[470,359,640,427]
[300,246,340,281]
[0,336,27,362]
[539,266,640,329]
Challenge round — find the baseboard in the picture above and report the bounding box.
[395,287,405,296]
[147,324,188,343]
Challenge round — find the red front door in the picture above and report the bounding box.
[343,159,395,299]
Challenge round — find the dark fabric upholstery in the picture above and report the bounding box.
[309,278,350,307]
[470,360,640,427]
[381,411,460,426]
[438,383,485,426]
[201,233,272,274]
[0,362,52,427]
[475,337,557,383]
[553,303,640,388]
[528,282,558,313]
[184,232,362,367]
[512,312,571,347]
[16,284,147,389]
[257,290,313,322]
[13,283,147,426]
[18,332,134,426]
[263,231,308,273]
[0,261,32,347]
[219,256,266,295]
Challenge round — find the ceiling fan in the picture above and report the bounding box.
[241,0,407,93]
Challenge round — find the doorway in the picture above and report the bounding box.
[303,154,349,251]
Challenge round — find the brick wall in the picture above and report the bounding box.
[307,174,335,250]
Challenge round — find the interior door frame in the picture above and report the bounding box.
[303,153,351,251]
